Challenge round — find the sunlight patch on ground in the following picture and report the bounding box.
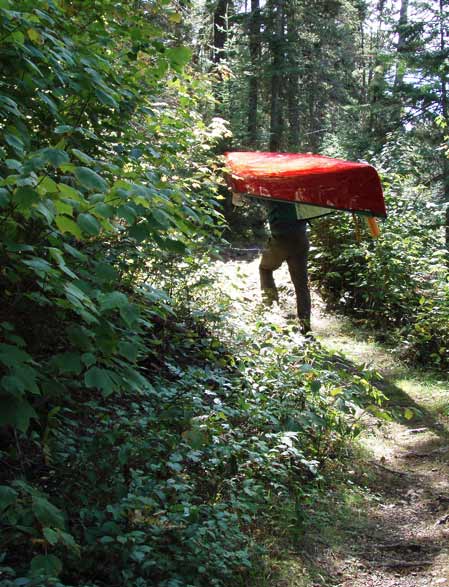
[215,252,449,587]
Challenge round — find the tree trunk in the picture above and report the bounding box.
[286,4,300,151]
[247,0,260,147]
[439,0,449,262]
[390,0,409,127]
[213,0,230,64]
[393,0,409,90]
[269,0,285,151]
[368,1,388,144]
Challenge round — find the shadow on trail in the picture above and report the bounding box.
[297,470,446,585]
[290,337,449,585]
[215,250,449,585]
[314,339,449,441]
[216,246,262,264]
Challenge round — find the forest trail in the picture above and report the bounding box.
[216,250,449,587]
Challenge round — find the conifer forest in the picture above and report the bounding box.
[0,1,448,586]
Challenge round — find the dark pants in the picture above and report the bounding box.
[259,227,311,330]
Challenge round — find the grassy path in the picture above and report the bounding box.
[217,251,449,587]
[311,301,449,587]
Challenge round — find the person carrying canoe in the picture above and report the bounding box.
[225,151,386,336]
[259,200,311,335]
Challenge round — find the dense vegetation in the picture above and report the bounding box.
[213,0,449,368]
[0,0,447,585]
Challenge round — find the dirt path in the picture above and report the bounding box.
[217,251,449,587]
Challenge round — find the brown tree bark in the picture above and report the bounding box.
[213,0,230,64]
[269,0,285,151]
[286,4,300,151]
[247,0,260,146]
[438,0,449,262]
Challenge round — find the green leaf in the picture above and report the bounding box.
[36,201,55,225]
[117,204,137,223]
[0,94,20,116]
[30,554,62,577]
[38,91,58,115]
[5,159,22,171]
[0,343,31,367]
[0,395,37,432]
[404,408,414,420]
[5,133,24,154]
[14,186,39,209]
[64,243,87,261]
[5,365,39,395]
[54,199,73,216]
[39,176,58,194]
[94,262,118,282]
[59,530,77,549]
[40,148,69,168]
[95,88,119,108]
[99,291,128,311]
[160,237,187,253]
[64,283,92,304]
[2,375,25,396]
[166,46,192,71]
[43,527,59,546]
[71,149,94,164]
[20,364,39,392]
[11,31,25,46]
[0,485,17,511]
[54,125,75,134]
[23,257,53,275]
[55,215,82,239]
[182,428,210,449]
[84,367,116,396]
[128,222,151,242]
[57,183,85,201]
[0,188,10,208]
[32,496,65,529]
[81,352,96,368]
[74,167,108,192]
[120,303,140,327]
[51,352,83,375]
[27,28,42,43]
[118,341,138,362]
[151,208,172,228]
[94,202,114,218]
[66,325,92,350]
[77,213,101,236]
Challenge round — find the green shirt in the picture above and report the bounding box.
[267,201,305,236]
[266,200,332,235]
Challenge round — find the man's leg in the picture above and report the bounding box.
[259,238,286,305]
[286,231,311,333]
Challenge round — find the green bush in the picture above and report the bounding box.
[310,176,449,369]
[1,305,384,586]
[0,2,389,585]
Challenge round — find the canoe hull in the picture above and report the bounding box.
[224,151,386,218]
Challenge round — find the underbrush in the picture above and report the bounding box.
[0,3,391,584]
[309,182,449,371]
[0,277,386,587]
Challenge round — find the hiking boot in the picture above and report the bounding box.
[261,287,279,306]
[299,318,311,335]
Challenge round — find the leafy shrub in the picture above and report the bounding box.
[0,1,388,585]
[309,175,449,369]
[1,296,383,586]
[0,0,223,431]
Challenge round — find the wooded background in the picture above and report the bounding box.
[0,1,447,585]
[208,0,449,367]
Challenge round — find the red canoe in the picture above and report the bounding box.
[224,151,386,218]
